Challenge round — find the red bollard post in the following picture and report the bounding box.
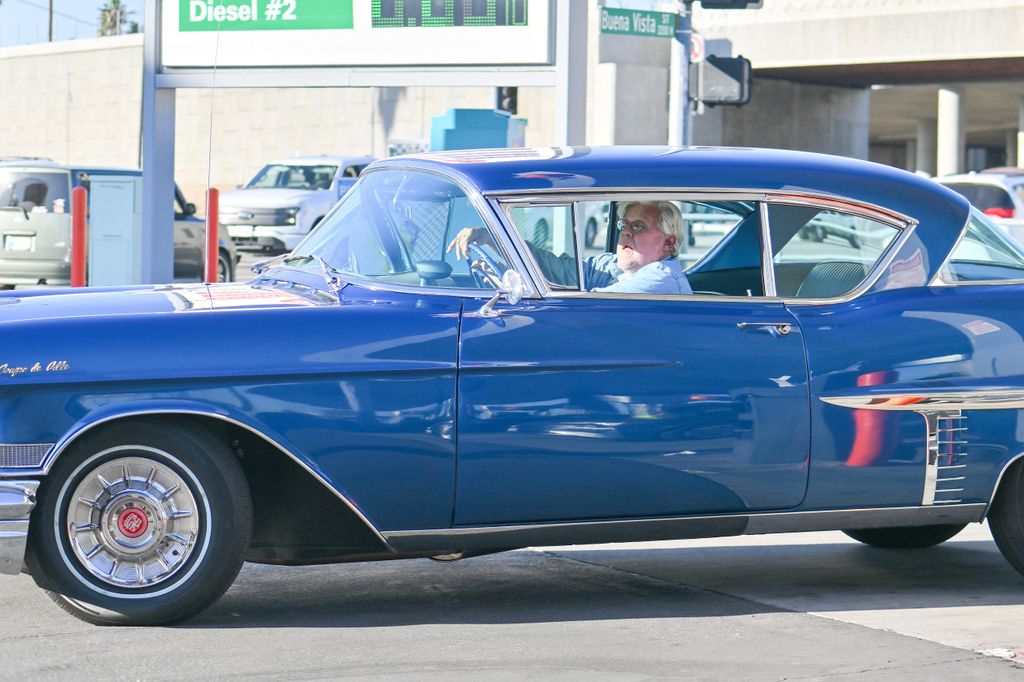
[71,186,87,287]
[205,187,219,283]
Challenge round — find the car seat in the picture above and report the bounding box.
[19,181,47,209]
[795,261,866,298]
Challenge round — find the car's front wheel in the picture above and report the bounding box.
[842,524,966,549]
[26,421,251,625]
[218,250,233,282]
[989,461,1024,576]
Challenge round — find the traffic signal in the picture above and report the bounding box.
[495,86,518,115]
[690,55,752,106]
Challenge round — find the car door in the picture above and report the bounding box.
[454,198,811,525]
[172,185,203,279]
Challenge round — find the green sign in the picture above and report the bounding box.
[371,0,527,28]
[599,7,675,38]
[180,0,353,31]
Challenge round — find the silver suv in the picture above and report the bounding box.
[221,155,375,253]
[0,160,237,287]
[937,168,1024,244]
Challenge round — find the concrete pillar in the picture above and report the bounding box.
[936,87,964,177]
[1007,130,1018,170]
[905,139,916,172]
[915,118,937,176]
[1017,95,1024,167]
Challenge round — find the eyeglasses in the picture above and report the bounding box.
[616,218,650,234]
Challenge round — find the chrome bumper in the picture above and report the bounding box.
[0,481,39,575]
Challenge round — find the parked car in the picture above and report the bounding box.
[0,160,237,286]
[6,146,1024,626]
[937,168,1024,243]
[221,154,375,253]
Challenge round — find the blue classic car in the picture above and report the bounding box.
[3,146,1024,625]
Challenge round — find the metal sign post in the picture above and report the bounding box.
[555,0,588,147]
[668,1,694,147]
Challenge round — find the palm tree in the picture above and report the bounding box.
[97,0,135,37]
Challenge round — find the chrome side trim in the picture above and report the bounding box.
[821,391,1024,411]
[383,504,986,552]
[14,409,391,548]
[0,481,39,575]
[985,451,1024,516]
[820,391,1024,505]
[0,443,54,469]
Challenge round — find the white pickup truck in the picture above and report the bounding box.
[220,155,375,253]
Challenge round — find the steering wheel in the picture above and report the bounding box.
[466,242,505,289]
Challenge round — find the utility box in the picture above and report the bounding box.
[430,109,527,151]
[88,174,142,286]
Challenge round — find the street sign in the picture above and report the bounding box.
[599,7,675,38]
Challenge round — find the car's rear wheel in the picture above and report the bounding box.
[26,421,251,625]
[989,461,1024,576]
[842,524,966,548]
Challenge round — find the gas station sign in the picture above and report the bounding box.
[163,0,550,67]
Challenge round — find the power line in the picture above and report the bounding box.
[7,0,93,26]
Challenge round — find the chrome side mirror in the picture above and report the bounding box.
[477,270,525,318]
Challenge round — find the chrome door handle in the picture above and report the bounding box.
[737,321,792,337]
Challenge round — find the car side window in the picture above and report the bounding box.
[507,205,579,289]
[939,212,1024,283]
[297,170,510,291]
[770,206,901,298]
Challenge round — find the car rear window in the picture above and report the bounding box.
[0,169,70,213]
[943,183,1014,211]
[940,211,1024,282]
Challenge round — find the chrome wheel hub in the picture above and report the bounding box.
[65,456,200,588]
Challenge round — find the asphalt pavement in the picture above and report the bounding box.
[1,524,1022,680]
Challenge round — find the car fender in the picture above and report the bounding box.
[39,397,387,543]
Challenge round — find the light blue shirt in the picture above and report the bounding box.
[529,246,692,295]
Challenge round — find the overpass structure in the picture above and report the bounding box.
[692,0,1024,174]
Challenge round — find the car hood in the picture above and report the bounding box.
[0,283,328,325]
[0,281,459,389]
[219,188,319,209]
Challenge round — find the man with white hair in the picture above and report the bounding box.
[448,201,691,295]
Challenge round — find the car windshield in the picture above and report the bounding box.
[245,164,338,190]
[290,169,509,291]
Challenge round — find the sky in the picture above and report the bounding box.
[0,0,144,48]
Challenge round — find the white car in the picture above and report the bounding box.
[221,155,375,253]
[938,169,1024,244]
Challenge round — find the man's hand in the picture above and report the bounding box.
[446,227,493,260]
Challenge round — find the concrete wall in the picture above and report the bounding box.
[721,80,870,158]
[0,35,142,168]
[0,35,557,213]
[692,0,1024,67]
